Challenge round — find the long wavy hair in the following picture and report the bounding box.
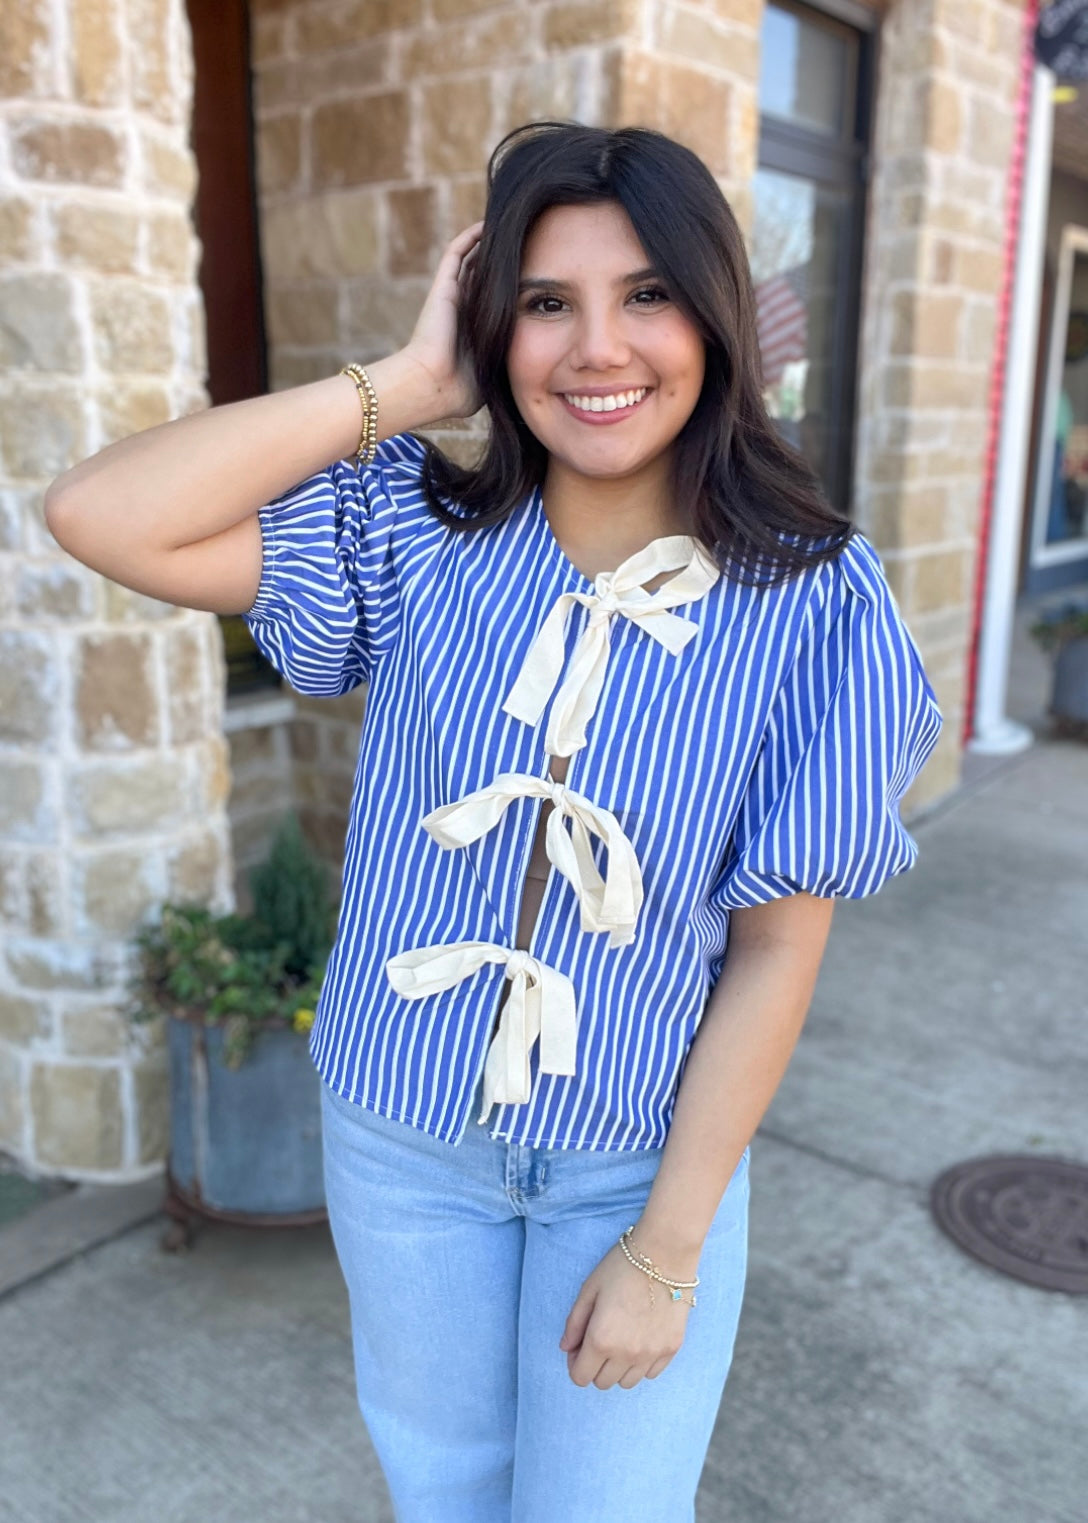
[417,121,853,584]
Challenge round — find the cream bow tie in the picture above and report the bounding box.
[421,773,643,947]
[385,941,577,1122]
[501,535,720,756]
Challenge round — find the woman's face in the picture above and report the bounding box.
[506,201,706,486]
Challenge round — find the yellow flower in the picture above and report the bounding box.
[292,1007,315,1034]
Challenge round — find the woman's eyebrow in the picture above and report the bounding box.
[517,267,660,293]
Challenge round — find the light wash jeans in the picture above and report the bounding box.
[320,1077,750,1523]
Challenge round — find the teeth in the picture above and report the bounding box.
[564,388,647,413]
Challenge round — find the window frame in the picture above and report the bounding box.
[755,0,875,516]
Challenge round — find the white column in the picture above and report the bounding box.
[970,63,1054,755]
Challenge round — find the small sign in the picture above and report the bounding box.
[1036,0,1088,79]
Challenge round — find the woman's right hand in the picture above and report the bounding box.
[402,221,485,420]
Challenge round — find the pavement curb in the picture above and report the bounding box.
[0,1172,166,1301]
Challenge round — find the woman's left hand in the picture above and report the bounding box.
[559,1238,696,1390]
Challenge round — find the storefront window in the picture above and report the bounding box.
[753,2,871,513]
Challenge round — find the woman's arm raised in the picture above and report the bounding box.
[43,222,484,616]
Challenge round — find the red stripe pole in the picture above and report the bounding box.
[963,0,1040,744]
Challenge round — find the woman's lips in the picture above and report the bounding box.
[557,390,653,425]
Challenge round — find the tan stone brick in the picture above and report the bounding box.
[312,93,410,189]
[296,0,422,52]
[883,361,984,411]
[145,208,195,280]
[76,847,155,935]
[953,244,1003,295]
[707,0,762,27]
[134,1054,168,1163]
[387,185,437,277]
[433,0,506,15]
[54,202,140,273]
[422,77,494,176]
[95,381,173,446]
[167,829,223,902]
[60,1003,130,1059]
[28,853,63,937]
[251,12,286,63]
[0,275,81,374]
[543,0,640,50]
[0,991,46,1045]
[91,281,174,374]
[72,756,189,836]
[403,11,530,74]
[0,1047,25,1150]
[71,0,123,105]
[254,43,391,111]
[198,735,233,810]
[963,299,997,365]
[127,0,174,119]
[448,177,488,233]
[937,0,988,45]
[657,5,758,78]
[930,236,955,285]
[503,57,582,134]
[0,198,35,263]
[266,282,340,348]
[0,632,58,745]
[890,290,964,360]
[0,2,52,96]
[4,940,109,991]
[101,585,178,628]
[966,94,1014,171]
[76,632,159,750]
[910,546,972,614]
[344,275,430,351]
[262,191,382,281]
[12,121,126,188]
[16,560,98,621]
[256,114,301,196]
[0,761,50,842]
[31,1062,123,1170]
[0,387,86,478]
[606,53,732,177]
[139,131,197,199]
[288,721,319,765]
[165,624,208,744]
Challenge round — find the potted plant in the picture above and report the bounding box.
[132,814,333,1247]
[1030,602,1088,736]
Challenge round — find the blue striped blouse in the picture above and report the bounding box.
[245,432,943,1151]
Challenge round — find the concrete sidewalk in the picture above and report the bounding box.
[1,738,1085,1523]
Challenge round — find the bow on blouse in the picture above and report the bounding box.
[421,773,643,948]
[501,536,721,756]
[385,942,576,1123]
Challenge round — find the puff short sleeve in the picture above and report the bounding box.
[243,432,427,695]
[711,536,944,909]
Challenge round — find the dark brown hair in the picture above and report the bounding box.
[416,121,853,584]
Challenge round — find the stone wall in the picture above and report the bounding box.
[853,0,1023,803]
[0,0,234,1179]
[246,0,760,870]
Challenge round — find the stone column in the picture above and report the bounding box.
[852,0,1024,804]
[0,0,233,1179]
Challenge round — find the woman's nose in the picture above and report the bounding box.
[571,305,631,371]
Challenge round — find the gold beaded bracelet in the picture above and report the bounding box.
[340,363,379,468]
[619,1227,699,1309]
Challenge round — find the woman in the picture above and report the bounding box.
[45,122,942,1522]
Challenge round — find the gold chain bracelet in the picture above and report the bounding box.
[340,363,379,468]
[619,1227,699,1309]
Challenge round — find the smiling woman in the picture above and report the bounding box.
[43,118,943,1523]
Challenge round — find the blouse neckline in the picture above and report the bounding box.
[528,484,716,596]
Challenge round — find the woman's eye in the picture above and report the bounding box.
[524,294,567,315]
[631,286,669,306]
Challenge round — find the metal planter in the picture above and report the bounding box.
[166,1015,326,1228]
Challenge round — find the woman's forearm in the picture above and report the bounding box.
[44,349,449,565]
[632,893,835,1270]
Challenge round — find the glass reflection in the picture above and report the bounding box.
[1046,252,1088,546]
[751,166,847,493]
[759,4,848,138]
